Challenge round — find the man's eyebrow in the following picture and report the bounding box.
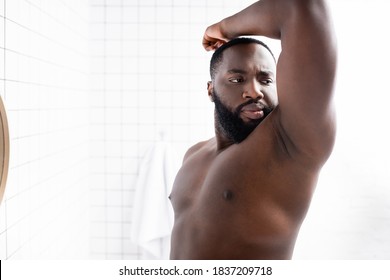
[259,70,274,77]
[227,69,247,74]
[227,68,275,76]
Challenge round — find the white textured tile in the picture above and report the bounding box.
[3,0,90,259]
[0,0,4,17]
[0,231,7,259]
[106,222,122,238]
[0,201,6,233]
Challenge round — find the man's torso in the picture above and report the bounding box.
[169,111,320,259]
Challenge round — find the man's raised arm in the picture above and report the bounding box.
[203,0,337,166]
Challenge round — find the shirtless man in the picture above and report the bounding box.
[170,0,337,259]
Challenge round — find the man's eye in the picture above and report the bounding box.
[262,79,273,85]
[229,77,244,83]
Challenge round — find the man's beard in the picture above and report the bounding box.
[213,90,273,143]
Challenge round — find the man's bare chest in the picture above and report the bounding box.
[170,142,317,229]
[170,148,278,215]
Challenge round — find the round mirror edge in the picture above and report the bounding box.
[0,95,10,206]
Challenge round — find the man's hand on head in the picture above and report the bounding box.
[202,22,229,51]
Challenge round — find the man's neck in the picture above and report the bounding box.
[214,123,235,152]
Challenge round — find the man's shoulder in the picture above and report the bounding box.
[183,138,214,162]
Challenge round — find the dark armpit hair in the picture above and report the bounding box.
[210,37,276,80]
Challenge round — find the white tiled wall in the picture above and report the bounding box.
[0,0,90,259]
[293,1,390,259]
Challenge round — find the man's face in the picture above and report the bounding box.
[209,43,278,143]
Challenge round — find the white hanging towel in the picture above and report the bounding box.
[131,141,181,259]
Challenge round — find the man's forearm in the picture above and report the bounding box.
[219,0,329,41]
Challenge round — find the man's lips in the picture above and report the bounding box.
[240,103,265,120]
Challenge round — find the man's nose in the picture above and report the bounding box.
[242,80,264,100]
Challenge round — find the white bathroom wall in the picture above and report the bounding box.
[293,0,390,259]
[0,0,90,259]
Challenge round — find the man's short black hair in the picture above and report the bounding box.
[210,37,276,80]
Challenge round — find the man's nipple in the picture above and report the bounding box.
[223,190,234,201]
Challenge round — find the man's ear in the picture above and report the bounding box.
[207,81,214,102]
